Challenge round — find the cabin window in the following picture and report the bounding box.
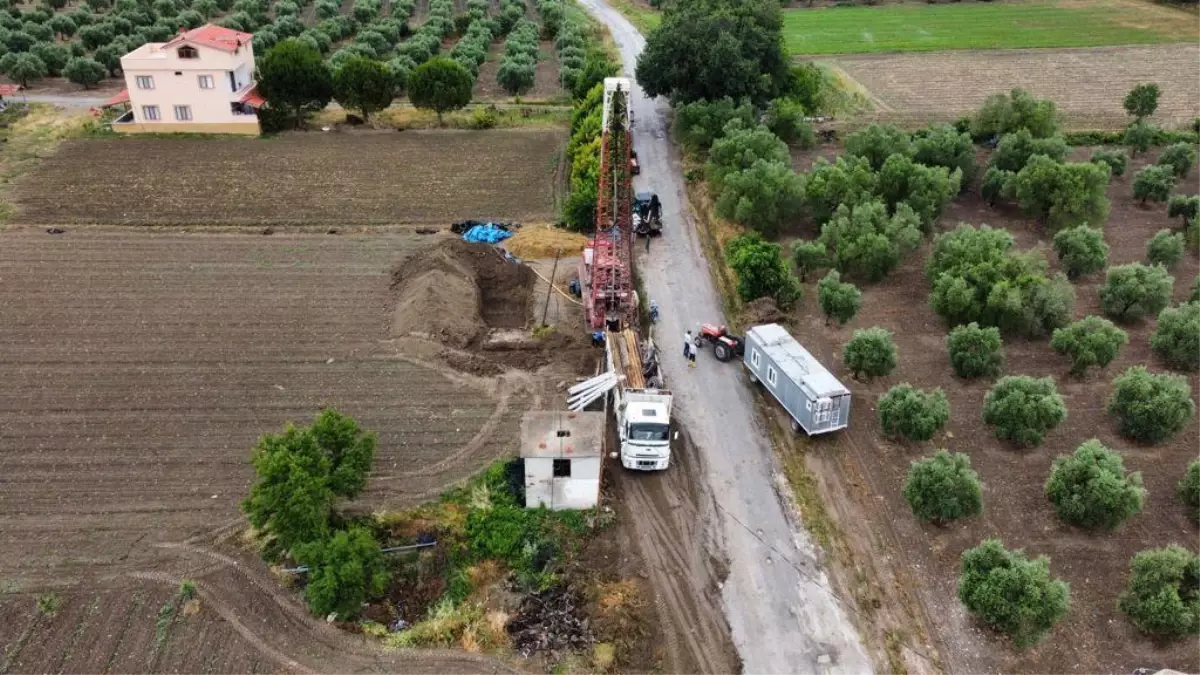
[750,348,760,367]
[553,459,571,478]
[177,45,199,59]
[767,366,777,387]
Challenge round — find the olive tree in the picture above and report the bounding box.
[912,123,976,187]
[877,153,961,231]
[1151,301,1200,371]
[903,450,982,525]
[1107,366,1195,444]
[1044,439,1144,530]
[982,375,1066,447]
[802,155,878,224]
[844,327,896,380]
[980,167,1015,206]
[1157,142,1196,179]
[1052,225,1109,280]
[714,159,805,238]
[62,57,106,89]
[971,88,1059,139]
[946,322,1004,378]
[957,539,1070,648]
[705,121,790,192]
[673,97,755,152]
[989,129,1067,172]
[1147,229,1185,268]
[1179,461,1200,522]
[1012,155,1111,229]
[1132,164,1175,205]
[844,123,911,171]
[1090,148,1128,177]
[3,53,46,87]
[1124,121,1158,156]
[816,270,861,326]
[1099,262,1174,322]
[1168,194,1199,230]
[818,200,921,282]
[877,384,950,441]
[791,239,829,282]
[1118,545,1200,636]
[1050,315,1128,377]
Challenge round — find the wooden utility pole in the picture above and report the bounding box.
[540,248,561,328]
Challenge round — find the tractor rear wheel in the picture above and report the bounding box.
[714,343,732,362]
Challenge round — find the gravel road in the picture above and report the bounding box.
[574,1,873,673]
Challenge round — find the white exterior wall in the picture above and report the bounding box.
[121,41,256,125]
[523,457,601,511]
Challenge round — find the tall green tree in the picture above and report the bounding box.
[62,57,106,89]
[634,0,790,105]
[844,123,912,171]
[1133,164,1175,205]
[877,384,950,442]
[1108,366,1195,444]
[1012,155,1111,229]
[332,55,395,121]
[982,376,1066,447]
[971,88,1059,139]
[3,52,46,87]
[1123,83,1160,121]
[843,327,896,380]
[946,322,1004,378]
[713,159,805,238]
[1050,315,1128,377]
[819,200,921,282]
[1099,262,1174,322]
[1052,225,1109,280]
[407,57,473,124]
[1151,301,1200,371]
[257,38,334,129]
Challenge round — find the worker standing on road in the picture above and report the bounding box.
[683,330,693,358]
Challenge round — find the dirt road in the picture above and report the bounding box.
[574,2,873,673]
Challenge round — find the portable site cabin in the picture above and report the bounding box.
[520,411,605,510]
[743,324,851,435]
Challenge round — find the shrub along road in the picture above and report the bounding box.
[575,0,872,673]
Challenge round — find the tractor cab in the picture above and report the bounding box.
[633,191,662,236]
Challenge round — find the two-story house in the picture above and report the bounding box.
[112,24,264,135]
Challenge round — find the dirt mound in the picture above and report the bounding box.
[504,224,588,260]
[391,239,535,348]
[741,297,784,326]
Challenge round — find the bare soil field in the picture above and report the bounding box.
[12,130,565,227]
[827,44,1200,129]
[0,229,600,673]
[780,146,1200,673]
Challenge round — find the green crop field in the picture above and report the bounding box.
[783,0,1198,54]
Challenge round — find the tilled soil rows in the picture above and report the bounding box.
[0,229,534,673]
[828,44,1200,129]
[12,129,565,226]
[785,146,1199,674]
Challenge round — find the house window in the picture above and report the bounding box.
[177,45,199,59]
[750,349,760,367]
[552,459,571,478]
[135,75,154,90]
[173,105,192,121]
[767,366,777,386]
[142,105,160,120]
[198,74,214,89]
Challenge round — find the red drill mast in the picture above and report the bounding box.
[582,78,634,331]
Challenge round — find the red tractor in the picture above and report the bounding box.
[695,323,745,362]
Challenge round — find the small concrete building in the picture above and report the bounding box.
[520,411,604,510]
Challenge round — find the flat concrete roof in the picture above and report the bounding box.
[520,411,604,459]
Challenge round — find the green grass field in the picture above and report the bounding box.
[783,0,1197,54]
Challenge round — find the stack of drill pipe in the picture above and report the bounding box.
[622,330,645,389]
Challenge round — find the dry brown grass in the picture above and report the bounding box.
[505,223,589,259]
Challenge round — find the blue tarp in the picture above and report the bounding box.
[462,223,513,244]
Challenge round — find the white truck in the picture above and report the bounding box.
[567,329,675,471]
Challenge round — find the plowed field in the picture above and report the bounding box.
[12,129,565,226]
[829,44,1200,129]
[0,230,535,673]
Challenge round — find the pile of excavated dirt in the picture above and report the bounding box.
[740,297,784,327]
[390,239,535,348]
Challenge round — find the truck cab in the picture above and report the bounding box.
[616,392,672,470]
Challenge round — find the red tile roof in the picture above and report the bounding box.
[0,84,22,96]
[101,89,130,107]
[163,23,253,53]
[239,86,265,108]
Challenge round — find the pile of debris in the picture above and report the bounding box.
[506,585,594,657]
[450,220,520,235]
